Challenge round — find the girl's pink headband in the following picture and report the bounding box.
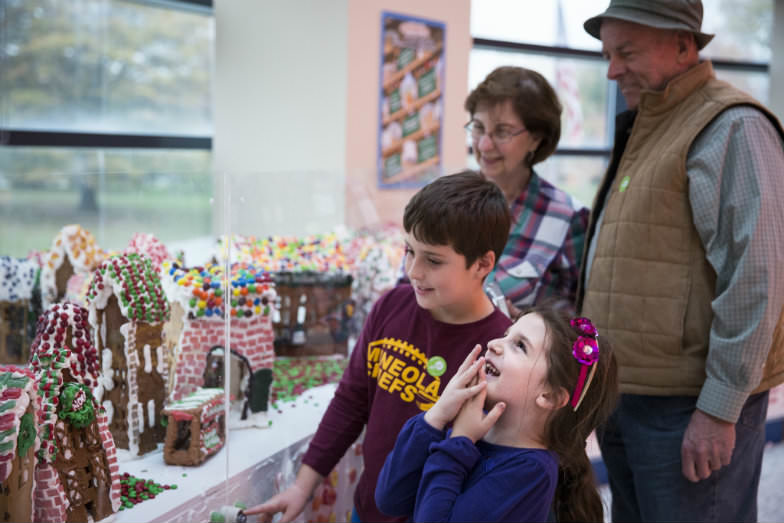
[570,317,600,411]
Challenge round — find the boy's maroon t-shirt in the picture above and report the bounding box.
[302,283,512,522]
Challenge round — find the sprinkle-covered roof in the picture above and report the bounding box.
[30,302,101,463]
[0,256,39,302]
[86,253,170,324]
[227,233,353,273]
[124,233,171,269]
[160,261,275,320]
[0,365,39,482]
[41,225,105,307]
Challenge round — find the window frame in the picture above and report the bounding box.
[0,0,213,152]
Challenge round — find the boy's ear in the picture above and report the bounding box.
[473,250,496,278]
[535,386,570,411]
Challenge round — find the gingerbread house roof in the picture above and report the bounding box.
[124,232,171,269]
[162,387,223,421]
[30,302,101,463]
[0,366,40,481]
[40,225,105,306]
[161,261,275,320]
[0,256,39,302]
[227,233,354,273]
[86,253,170,324]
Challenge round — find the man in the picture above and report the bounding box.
[577,0,784,521]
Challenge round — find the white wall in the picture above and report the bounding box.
[212,0,349,237]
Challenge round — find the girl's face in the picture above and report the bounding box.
[484,312,551,410]
[403,232,487,324]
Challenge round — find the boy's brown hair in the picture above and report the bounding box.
[403,170,510,268]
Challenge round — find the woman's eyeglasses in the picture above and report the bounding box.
[465,121,527,145]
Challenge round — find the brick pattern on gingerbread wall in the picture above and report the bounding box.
[33,463,69,523]
[96,413,122,511]
[171,315,274,401]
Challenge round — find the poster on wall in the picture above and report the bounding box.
[377,12,445,189]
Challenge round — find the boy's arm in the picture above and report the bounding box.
[375,412,445,517]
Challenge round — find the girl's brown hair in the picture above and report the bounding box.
[519,305,618,523]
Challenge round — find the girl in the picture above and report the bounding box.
[375,307,618,522]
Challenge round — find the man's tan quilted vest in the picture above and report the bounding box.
[582,61,784,395]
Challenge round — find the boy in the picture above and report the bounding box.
[246,171,512,523]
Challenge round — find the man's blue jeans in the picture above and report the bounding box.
[597,392,769,523]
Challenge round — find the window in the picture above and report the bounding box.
[0,0,214,257]
[468,0,773,207]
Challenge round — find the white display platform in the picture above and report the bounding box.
[115,384,338,523]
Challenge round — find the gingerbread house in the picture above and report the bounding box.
[86,253,170,456]
[0,256,41,364]
[0,366,40,523]
[228,234,356,357]
[161,387,225,466]
[40,225,104,310]
[124,232,171,270]
[29,302,121,523]
[161,261,276,415]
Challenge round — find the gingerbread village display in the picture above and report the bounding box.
[0,225,405,521]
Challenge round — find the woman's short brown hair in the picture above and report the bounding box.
[464,66,562,166]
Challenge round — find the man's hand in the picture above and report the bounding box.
[681,408,736,482]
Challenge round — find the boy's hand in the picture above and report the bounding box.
[245,466,321,522]
[424,345,486,431]
[244,483,309,523]
[451,364,505,443]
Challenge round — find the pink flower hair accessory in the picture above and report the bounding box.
[570,317,600,411]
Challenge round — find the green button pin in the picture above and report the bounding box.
[427,356,446,377]
[619,175,631,193]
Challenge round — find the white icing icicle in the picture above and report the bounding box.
[143,345,152,374]
[103,400,114,425]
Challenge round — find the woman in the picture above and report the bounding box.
[466,66,588,314]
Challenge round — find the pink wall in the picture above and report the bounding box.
[344,0,472,228]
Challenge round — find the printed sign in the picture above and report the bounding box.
[378,12,445,189]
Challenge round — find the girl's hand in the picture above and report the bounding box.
[451,363,506,443]
[424,345,486,431]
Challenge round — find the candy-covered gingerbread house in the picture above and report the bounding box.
[0,256,41,364]
[40,225,104,310]
[0,366,40,523]
[86,253,170,456]
[161,261,276,415]
[229,234,355,357]
[29,303,121,523]
[161,387,225,466]
[124,232,171,270]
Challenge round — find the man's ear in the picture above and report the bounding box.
[535,386,570,411]
[473,250,496,279]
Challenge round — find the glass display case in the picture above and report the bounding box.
[0,167,402,523]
